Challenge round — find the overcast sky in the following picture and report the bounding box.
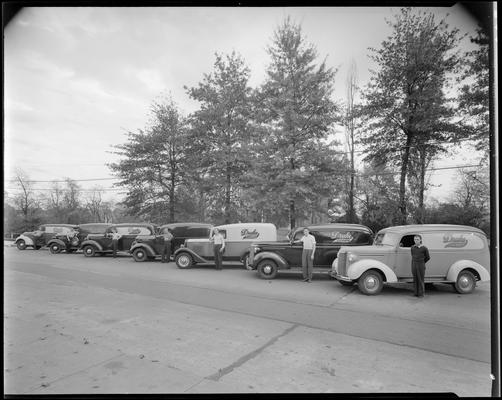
[3,5,485,204]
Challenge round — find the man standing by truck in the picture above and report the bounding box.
[210,228,225,270]
[160,228,174,263]
[300,228,316,282]
[111,228,122,258]
[411,234,430,297]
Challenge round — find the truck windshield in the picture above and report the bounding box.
[374,232,398,246]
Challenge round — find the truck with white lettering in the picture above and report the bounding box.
[331,224,490,295]
[248,224,374,279]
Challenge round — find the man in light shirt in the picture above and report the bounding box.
[300,228,316,282]
[210,228,225,270]
[111,228,122,258]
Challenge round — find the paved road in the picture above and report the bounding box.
[3,247,492,395]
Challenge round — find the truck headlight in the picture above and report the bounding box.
[347,253,357,263]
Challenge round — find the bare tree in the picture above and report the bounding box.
[84,187,105,222]
[454,167,490,211]
[63,178,80,210]
[46,181,63,216]
[343,59,359,223]
[12,169,40,229]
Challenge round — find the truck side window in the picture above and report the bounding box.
[293,232,303,241]
[356,232,372,244]
[399,235,415,247]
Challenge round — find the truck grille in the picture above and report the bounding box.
[337,252,347,276]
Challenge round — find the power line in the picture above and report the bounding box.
[4,187,125,192]
[5,177,119,183]
[6,137,483,184]
[337,137,482,156]
[4,163,483,192]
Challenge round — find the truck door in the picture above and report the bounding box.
[395,235,414,281]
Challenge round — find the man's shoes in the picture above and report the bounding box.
[307,279,312,283]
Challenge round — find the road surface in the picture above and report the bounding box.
[3,246,492,395]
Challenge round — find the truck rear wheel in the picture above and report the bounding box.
[454,270,476,294]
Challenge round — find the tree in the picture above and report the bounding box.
[46,181,64,220]
[4,203,25,237]
[62,178,81,223]
[453,167,490,213]
[109,97,189,223]
[254,17,340,229]
[407,141,435,223]
[84,187,114,222]
[11,169,42,230]
[457,27,490,154]
[342,59,359,223]
[357,163,402,233]
[359,8,465,224]
[424,165,489,235]
[43,178,83,224]
[185,51,253,224]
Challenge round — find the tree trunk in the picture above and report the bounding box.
[417,148,426,224]
[289,155,296,229]
[348,154,355,222]
[170,171,176,222]
[199,189,206,222]
[398,134,412,224]
[289,199,295,230]
[225,162,231,224]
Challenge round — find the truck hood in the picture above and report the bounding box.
[185,238,211,244]
[20,230,38,236]
[338,245,393,256]
[251,240,291,246]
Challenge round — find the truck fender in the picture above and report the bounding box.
[446,260,490,282]
[252,251,289,270]
[173,248,209,264]
[347,259,398,283]
[15,234,35,247]
[47,238,66,249]
[80,239,105,252]
[239,249,251,264]
[130,243,156,257]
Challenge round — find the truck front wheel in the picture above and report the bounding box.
[358,270,384,295]
[175,253,193,269]
[257,260,278,279]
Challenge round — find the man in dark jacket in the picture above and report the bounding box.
[411,235,430,297]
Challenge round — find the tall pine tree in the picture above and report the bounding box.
[185,52,253,224]
[254,17,339,229]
